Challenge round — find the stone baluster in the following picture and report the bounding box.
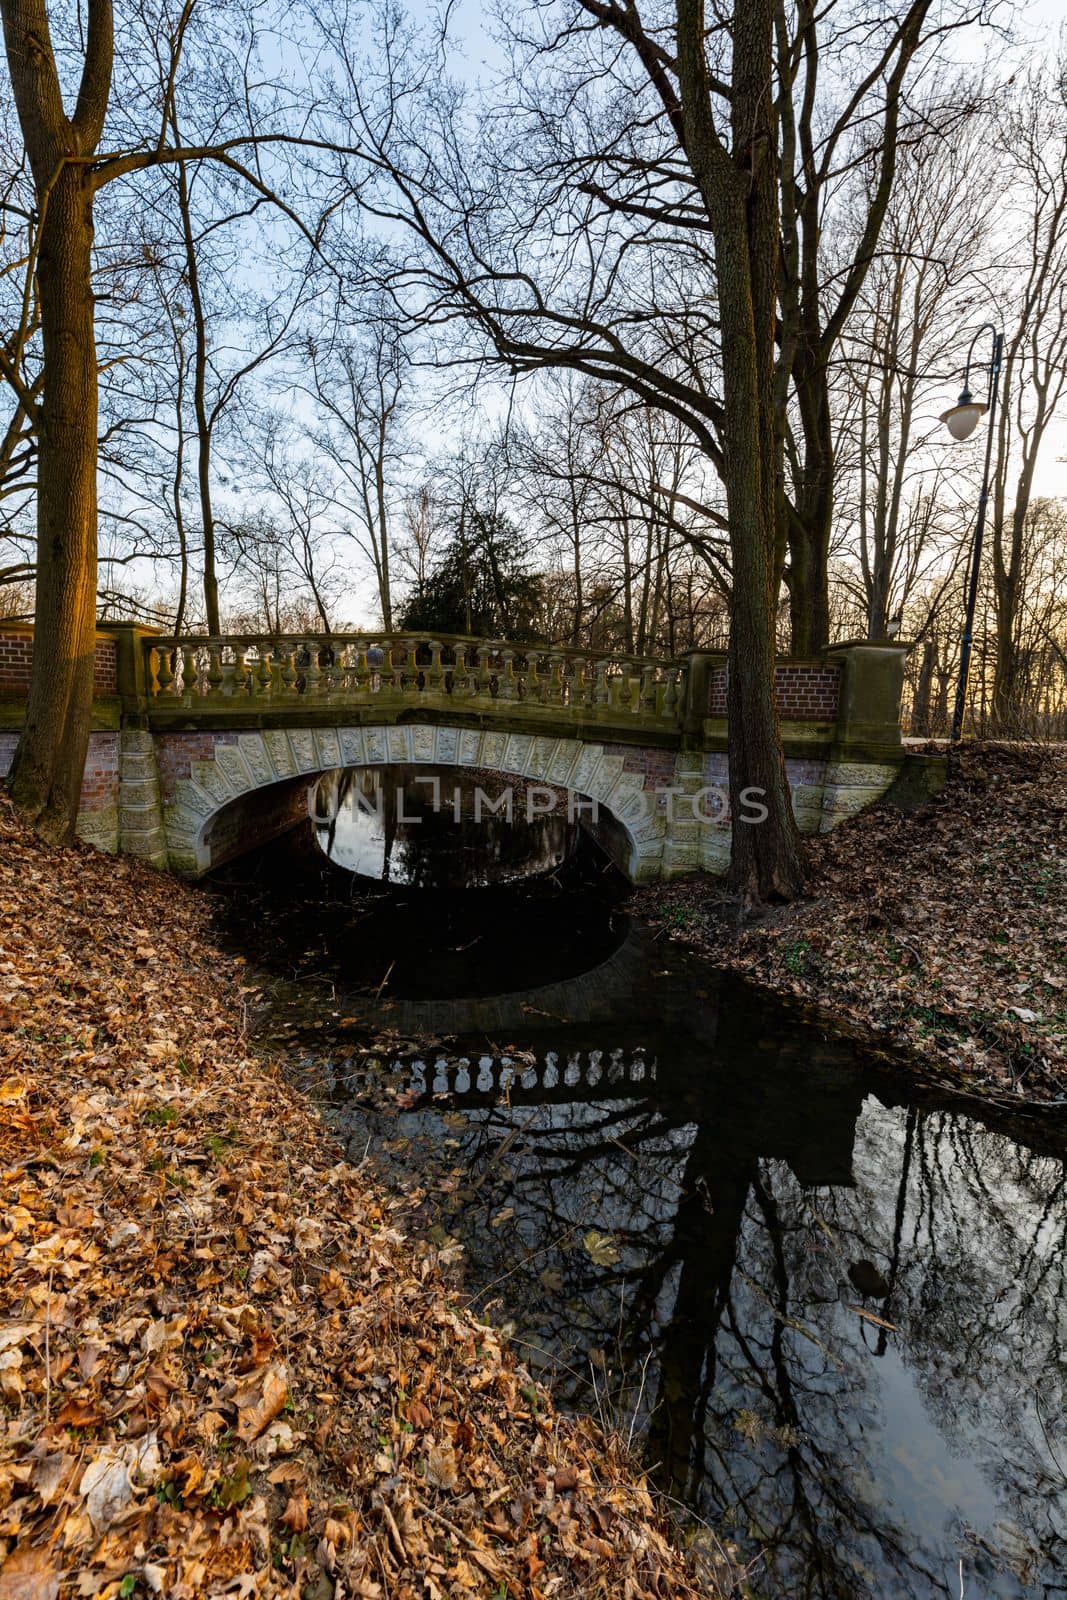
[281,650,298,697]
[616,660,634,710]
[498,649,517,701]
[256,651,273,696]
[662,665,680,720]
[452,646,472,699]
[476,646,492,697]
[352,644,369,698]
[155,646,174,698]
[321,643,337,699]
[593,658,609,708]
[517,652,536,701]
[181,645,198,700]
[304,643,320,698]
[639,664,657,716]
[428,639,444,693]
[206,647,224,698]
[547,653,565,707]
[389,644,404,694]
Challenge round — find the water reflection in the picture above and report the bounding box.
[329,991,1067,1599]
[313,765,576,886]
[213,824,1067,1598]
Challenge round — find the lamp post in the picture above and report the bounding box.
[939,322,1004,744]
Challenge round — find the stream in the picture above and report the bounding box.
[210,764,1067,1600]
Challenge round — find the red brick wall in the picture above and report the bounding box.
[623,748,679,790]
[155,732,238,804]
[0,630,118,698]
[201,780,309,869]
[79,733,119,812]
[0,732,120,809]
[708,661,840,720]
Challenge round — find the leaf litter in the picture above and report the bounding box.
[0,795,731,1599]
[636,742,1067,1110]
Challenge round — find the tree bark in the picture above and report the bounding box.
[2,0,112,841]
[173,144,221,635]
[677,0,805,901]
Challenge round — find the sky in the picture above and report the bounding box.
[426,0,1067,503]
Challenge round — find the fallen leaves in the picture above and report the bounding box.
[638,742,1067,1107]
[0,794,708,1599]
[234,1363,289,1442]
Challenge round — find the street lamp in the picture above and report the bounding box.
[940,322,1004,744]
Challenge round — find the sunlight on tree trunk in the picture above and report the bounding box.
[1,0,112,841]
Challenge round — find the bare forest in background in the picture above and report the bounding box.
[2,0,1066,749]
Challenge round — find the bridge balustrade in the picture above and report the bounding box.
[143,631,688,729]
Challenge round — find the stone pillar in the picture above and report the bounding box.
[101,622,160,716]
[678,650,727,738]
[819,642,908,832]
[117,729,168,868]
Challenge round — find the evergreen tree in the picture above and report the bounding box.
[398,509,544,640]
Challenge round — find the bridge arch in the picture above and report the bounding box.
[161,722,671,881]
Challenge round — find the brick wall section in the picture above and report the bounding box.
[707,661,841,720]
[78,733,119,811]
[623,748,679,790]
[201,781,309,869]
[0,732,120,808]
[155,731,238,804]
[0,630,118,697]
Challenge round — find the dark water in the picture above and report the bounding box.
[311,765,579,887]
[211,777,1067,1600]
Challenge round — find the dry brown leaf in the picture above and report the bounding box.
[234,1362,289,1441]
[0,1543,61,1600]
[280,1490,309,1532]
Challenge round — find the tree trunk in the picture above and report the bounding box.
[7,165,99,841]
[175,155,221,635]
[788,345,833,654]
[675,0,805,901]
[991,572,1019,732]
[373,422,393,629]
[911,636,935,737]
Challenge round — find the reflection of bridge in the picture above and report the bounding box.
[0,623,915,881]
[385,1048,658,1108]
[336,968,871,1190]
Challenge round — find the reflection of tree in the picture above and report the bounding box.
[375,1035,1067,1599]
[315,763,573,888]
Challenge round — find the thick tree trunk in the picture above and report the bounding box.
[8,167,99,841]
[716,221,805,902]
[991,579,1019,732]
[675,0,805,902]
[788,349,833,654]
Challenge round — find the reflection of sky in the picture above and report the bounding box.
[314,766,570,884]
[359,1057,1067,1599]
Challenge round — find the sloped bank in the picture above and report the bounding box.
[635,743,1066,1112]
[0,796,725,1599]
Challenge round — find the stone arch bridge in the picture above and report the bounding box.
[0,625,912,882]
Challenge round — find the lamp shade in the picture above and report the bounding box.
[940,399,987,442]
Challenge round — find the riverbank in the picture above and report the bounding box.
[635,742,1066,1109]
[0,796,721,1599]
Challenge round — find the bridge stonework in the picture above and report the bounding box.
[0,624,912,883]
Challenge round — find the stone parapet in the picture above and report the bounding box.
[2,628,911,881]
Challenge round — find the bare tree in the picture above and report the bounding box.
[307,312,406,629]
[0,0,339,837]
[988,61,1067,729]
